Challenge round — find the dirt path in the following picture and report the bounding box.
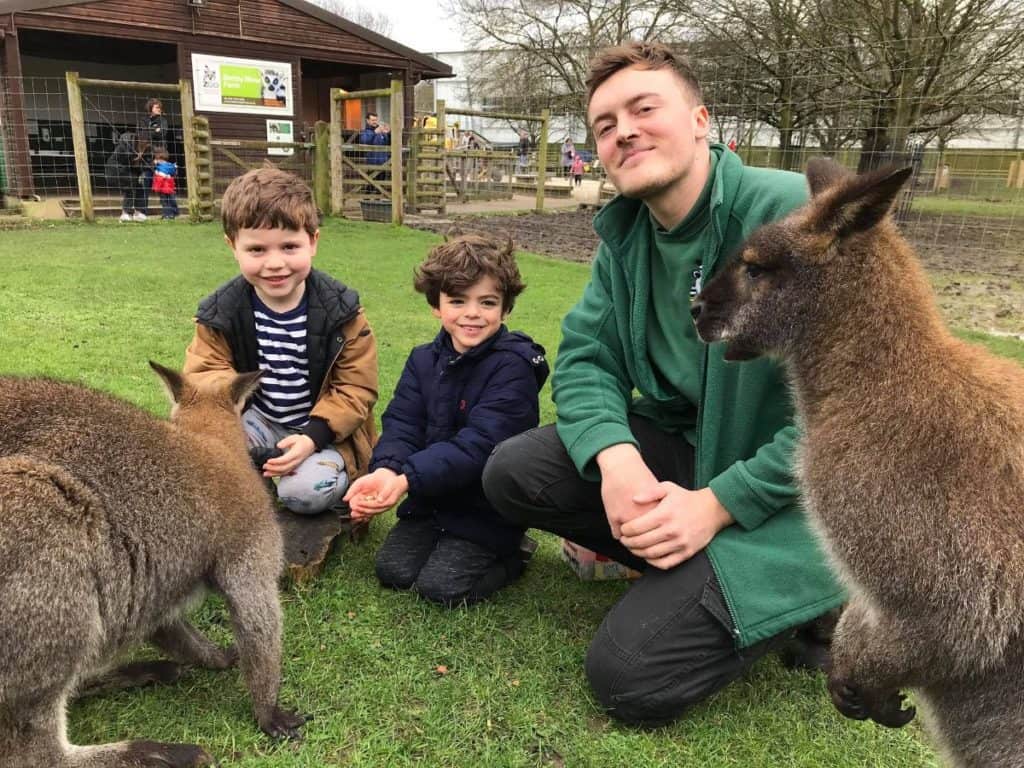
[411,209,1024,336]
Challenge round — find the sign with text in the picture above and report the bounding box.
[267,120,295,156]
[192,53,293,116]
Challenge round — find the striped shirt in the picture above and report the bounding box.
[250,293,312,429]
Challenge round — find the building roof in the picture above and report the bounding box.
[3,0,454,78]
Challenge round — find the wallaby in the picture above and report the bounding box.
[0,363,306,768]
[691,159,1024,768]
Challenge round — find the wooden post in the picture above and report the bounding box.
[3,31,35,197]
[65,72,93,222]
[436,99,447,215]
[330,88,343,216]
[179,79,201,222]
[535,108,550,213]
[389,78,404,225]
[406,128,419,212]
[314,121,330,213]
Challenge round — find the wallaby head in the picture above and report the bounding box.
[691,159,913,362]
[149,361,261,447]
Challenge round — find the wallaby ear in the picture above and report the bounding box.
[808,164,913,241]
[229,370,263,409]
[149,360,185,404]
[805,157,850,197]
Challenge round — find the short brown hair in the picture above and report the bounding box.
[145,98,162,114]
[586,41,703,106]
[221,167,319,241]
[414,233,526,313]
[154,147,169,161]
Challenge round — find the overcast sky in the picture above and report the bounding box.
[371,1,466,54]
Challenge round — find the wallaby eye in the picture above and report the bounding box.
[744,262,765,279]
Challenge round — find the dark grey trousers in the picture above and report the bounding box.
[481,417,778,725]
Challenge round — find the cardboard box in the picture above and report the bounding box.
[560,538,641,581]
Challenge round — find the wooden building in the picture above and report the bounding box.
[0,0,452,196]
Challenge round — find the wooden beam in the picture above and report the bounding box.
[179,78,200,222]
[445,107,544,123]
[332,87,393,101]
[2,29,34,197]
[65,71,93,222]
[389,78,403,225]
[314,121,330,213]
[330,87,343,216]
[535,108,550,213]
[77,78,181,92]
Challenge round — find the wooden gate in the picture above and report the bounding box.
[330,80,404,225]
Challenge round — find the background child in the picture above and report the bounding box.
[184,167,378,515]
[344,234,549,607]
[571,152,584,187]
[152,148,178,220]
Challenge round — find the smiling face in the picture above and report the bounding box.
[432,275,508,354]
[588,65,710,225]
[228,227,318,313]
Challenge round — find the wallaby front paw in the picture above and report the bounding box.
[828,678,915,728]
[211,644,239,670]
[258,706,308,740]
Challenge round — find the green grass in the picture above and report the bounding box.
[911,194,1024,219]
[0,220,940,767]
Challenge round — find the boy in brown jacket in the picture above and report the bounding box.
[184,167,378,514]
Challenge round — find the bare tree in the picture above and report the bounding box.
[446,0,690,144]
[310,0,394,37]
[808,0,1024,170]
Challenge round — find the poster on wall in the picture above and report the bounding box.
[191,53,293,116]
[267,120,294,156]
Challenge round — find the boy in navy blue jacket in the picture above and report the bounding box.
[344,234,549,606]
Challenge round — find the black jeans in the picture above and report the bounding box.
[482,417,777,725]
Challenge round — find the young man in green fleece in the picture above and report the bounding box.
[482,41,845,725]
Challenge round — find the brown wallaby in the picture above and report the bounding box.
[691,158,1024,767]
[0,363,306,768]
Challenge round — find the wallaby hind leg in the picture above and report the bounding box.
[1,693,212,768]
[151,619,239,670]
[77,661,183,698]
[67,740,214,767]
[215,556,306,740]
[0,692,68,768]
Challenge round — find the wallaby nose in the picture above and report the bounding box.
[690,300,703,321]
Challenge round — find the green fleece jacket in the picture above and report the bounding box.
[553,144,844,647]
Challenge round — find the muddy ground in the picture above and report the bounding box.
[411,210,1024,337]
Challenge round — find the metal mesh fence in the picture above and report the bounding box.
[2,39,1022,258]
[0,76,186,217]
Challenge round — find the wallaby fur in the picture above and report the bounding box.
[691,159,1024,767]
[0,364,306,768]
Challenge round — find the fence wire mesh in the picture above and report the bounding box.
[1,33,1022,259]
[1,76,188,218]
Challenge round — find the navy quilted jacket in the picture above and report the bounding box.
[371,326,549,555]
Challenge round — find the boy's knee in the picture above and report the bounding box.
[374,552,419,590]
[275,474,345,515]
[584,625,695,727]
[413,569,468,607]
[482,435,533,525]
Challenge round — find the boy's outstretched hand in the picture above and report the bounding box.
[344,468,409,520]
[262,434,316,477]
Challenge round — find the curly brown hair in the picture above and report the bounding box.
[585,40,703,106]
[413,233,525,313]
[221,167,319,241]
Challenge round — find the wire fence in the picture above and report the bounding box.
[0,76,188,218]
[2,64,1022,261]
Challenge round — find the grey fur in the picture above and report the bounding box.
[692,159,1024,767]
[0,364,305,768]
